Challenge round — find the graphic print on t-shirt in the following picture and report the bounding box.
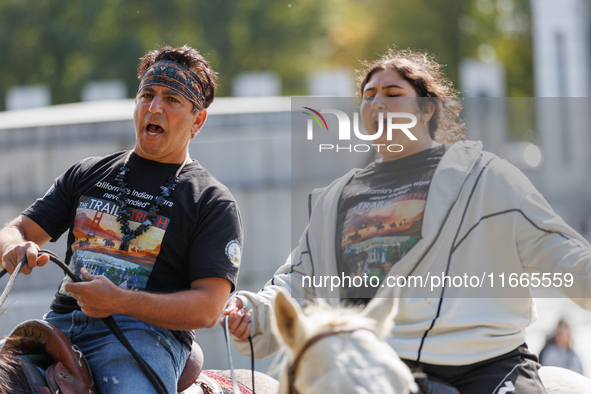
[341,186,426,285]
[58,195,170,295]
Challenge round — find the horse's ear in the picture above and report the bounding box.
[361,288,400,338]
[274,290,307,352]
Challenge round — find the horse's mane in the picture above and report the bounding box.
[299,301,386,334]
[0,337,31,394]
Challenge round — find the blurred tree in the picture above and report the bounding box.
[323,0,533,97]
[326,0,473,91]
[0,0,533,110]
[0,0,325,107]
[459,0,534,97]
[181,0,326,95]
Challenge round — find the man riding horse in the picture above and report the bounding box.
[0,45,243,394]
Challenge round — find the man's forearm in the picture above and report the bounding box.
[66,270,232,331]
[0,220,26,260]
[116,289,223,330]
[0,217,51,273]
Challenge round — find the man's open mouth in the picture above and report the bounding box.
[147,123,164,136]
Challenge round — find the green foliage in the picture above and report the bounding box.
[0,0,324,106]
[0,0,534,110]
[104,266,121,282]
[324,0,533,96]
[458,0,534,96]
[326,0,474,90]
[385,245,399,262]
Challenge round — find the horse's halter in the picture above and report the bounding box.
[286,326,375,394]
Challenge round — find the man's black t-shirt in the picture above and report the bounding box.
[336,145,447,302]
[23,151,242,346]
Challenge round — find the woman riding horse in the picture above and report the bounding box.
[223,47,591,394]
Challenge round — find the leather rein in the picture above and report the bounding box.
[286,326,376,394]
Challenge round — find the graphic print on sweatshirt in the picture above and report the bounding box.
[337,145,447,300]
[58,195,170,295]
[340,186,426,286]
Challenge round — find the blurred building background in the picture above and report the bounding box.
[1,0,591,378]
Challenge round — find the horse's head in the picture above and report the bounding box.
[273,290,418,394]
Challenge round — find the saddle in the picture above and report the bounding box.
[1,319,205,394]
[1,319,96,394]
[178,341,205,392]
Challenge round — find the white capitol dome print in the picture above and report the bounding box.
[225,240,241,265]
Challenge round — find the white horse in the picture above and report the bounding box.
[272,290,417,394]
[272,290,591,394]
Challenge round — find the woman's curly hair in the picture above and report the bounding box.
[357,48,465,143]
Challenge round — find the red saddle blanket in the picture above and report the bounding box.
[202,370,254,394]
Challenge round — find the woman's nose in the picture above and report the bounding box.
[371,96,386,111]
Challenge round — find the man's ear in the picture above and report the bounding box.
[191,109,208,138]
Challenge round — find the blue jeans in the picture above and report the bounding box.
[43,310,190,394]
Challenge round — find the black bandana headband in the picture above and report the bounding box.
[138,60,205,109]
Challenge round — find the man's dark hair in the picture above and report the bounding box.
[137,45,218,110]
